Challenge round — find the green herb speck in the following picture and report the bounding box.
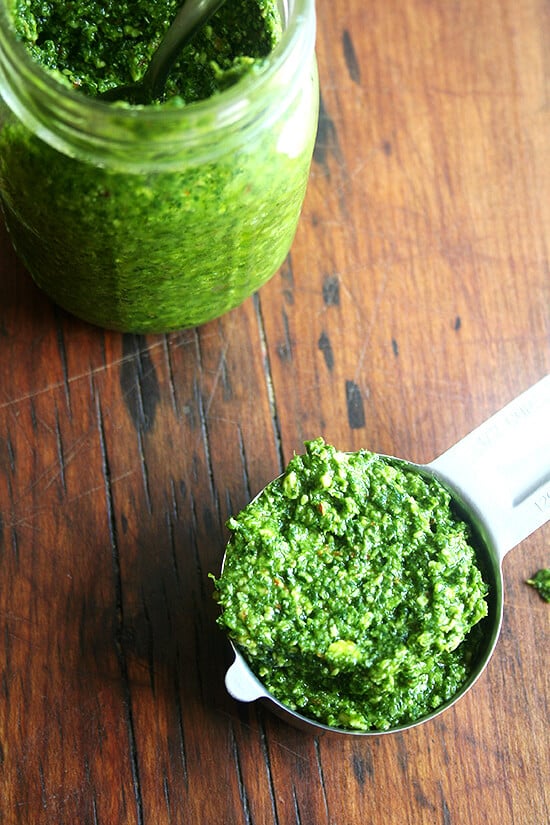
[526,568,550,603]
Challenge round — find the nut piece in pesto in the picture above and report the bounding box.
[213,438,489,732]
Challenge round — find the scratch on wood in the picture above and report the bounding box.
[18,429,89,501]
[29,399,38,433]
[54,307,72,414]
[141,597,156,695]
[173,658,189,788]
[237,423,252,503]
[345,380,366,429]
[0,335,188,412]
[136,426,153,514]
[96,395,145,825]
[120,334,161,433]
[352,751,374,785]
[195,331,220,515]
[6,433,15,472]
[92,795,99,825]
[187,488,211,615]
[230,724,253,825]
[166,482,181,585]
[314,738,331,823]
[254,294,285,475]
[163,775,171,818]
[276,308,293,362]
[322,274,340,306]
[162,336,179,415]
[38,759,47,810]
[10,516,19,561]
[292,786,303,825]
[442,796,452,825]
[258,717,282,825]
[54,404,67,494]
[313,93,344,178]
[412,780,436,811]
[280,255,295,305]
[197,325,233,427]
[342,29,361,84]
[2,467,136,536]
[352,267,390,381]
[318,331,335,371]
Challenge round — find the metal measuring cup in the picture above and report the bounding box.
[222,375,550,735]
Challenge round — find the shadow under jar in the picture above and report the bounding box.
[0,0,318,333]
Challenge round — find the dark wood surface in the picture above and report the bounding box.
[1,0,549,822]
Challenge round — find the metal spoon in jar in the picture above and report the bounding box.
[101,0,227,104]
[223,374,550,735]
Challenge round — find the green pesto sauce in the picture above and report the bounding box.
[1,0,317,332]
[213,438,489,732]
[11,0,281,102]
[526,569,550,603]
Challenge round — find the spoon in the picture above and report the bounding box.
[222,374,550,735]
[101,0,227,104]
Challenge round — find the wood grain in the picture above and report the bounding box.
[0,0,549,823]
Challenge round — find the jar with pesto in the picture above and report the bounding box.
[0,0,318,332]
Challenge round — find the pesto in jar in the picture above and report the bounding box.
[11,0,281,103]
[0,0,318,332]
[213,438,489,732]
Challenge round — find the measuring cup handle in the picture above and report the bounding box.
[225,650,268,703]
[428,375,550,560]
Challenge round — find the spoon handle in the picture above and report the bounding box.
[143,0,227,100]
[428,374,550,560]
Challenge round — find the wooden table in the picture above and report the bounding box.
[1,0,549,822]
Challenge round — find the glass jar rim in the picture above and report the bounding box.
[0,0,316,169]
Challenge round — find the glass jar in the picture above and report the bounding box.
[0,0,318,332]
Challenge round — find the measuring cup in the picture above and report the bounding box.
[223,374,550,735]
